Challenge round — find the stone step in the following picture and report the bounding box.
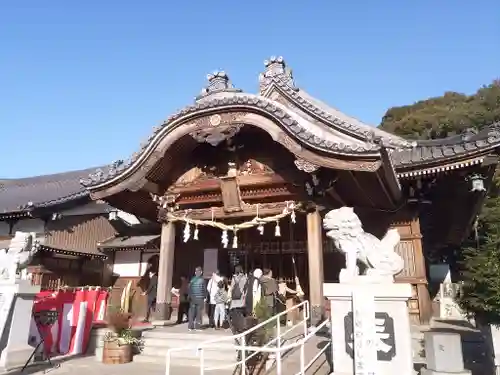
[141,345,237,360]
[134,351,238,369]
[137,327,239,369]
[142,328,231,340]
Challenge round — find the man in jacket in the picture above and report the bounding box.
[261,268,278,314]
[228,265,248,333]
[188,266,206,331]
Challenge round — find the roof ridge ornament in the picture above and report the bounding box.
[196,71,242,100]
[461,127,478,141]
[259,56,297,93]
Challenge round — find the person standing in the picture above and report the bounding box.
[173,275,189,324]
[206,271,222,328]
[228,265,248,333]
[213,279,228,330]
[141,269,158,323]
[261,268,278,314]
[188,266,206,331]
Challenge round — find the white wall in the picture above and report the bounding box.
[11,219,45,234]
[112,251,142,277]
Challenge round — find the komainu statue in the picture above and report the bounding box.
[323,207,404,282]
[0,232,39,282]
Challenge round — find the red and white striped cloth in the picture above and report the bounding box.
[29,288,109,356]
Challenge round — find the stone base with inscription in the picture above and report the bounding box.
[0,280,40,371]
[323,280,413,375]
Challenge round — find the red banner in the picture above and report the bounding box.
[30,288,109,356]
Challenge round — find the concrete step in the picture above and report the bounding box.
[137,327,239,369]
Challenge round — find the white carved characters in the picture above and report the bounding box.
[0,232,40,281]
[323,207,404,282]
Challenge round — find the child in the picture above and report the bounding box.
[213,279,228,329]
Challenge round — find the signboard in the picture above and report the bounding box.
[203,248,218,278]
[351,288,378,375]
[344,311,396,362]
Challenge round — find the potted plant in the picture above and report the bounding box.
[102,309,143,364]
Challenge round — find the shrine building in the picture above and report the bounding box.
[1,56,498,325]
[75,56,500,325]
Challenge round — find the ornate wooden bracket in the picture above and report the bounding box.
[294,158,319,173]
[189,113,245,146]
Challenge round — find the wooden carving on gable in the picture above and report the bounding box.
[238,159,274,176]
[220,163,243,213]
[172,167,211,188]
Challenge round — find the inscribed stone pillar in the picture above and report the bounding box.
[307,208,324,324]
[155,221,175,320]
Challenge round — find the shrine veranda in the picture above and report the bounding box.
[1,56,499,325]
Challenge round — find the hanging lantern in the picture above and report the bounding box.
[469,174,486,192]
[193,226,199,240]
[275,221,281,237]
[108,211,118,221]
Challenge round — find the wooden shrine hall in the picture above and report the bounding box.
[81,56,500,324]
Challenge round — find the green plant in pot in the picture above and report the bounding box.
[102,308,143,364]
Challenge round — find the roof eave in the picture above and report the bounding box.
[39,245,107,259]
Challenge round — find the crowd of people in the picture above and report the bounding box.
[167,265,279,332]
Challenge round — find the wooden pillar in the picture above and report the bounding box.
[410,217,432,324]
[155,221,175,320]
[307,208,324,324]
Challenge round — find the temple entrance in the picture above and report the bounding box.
[170,213,344,302]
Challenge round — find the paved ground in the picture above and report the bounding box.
[5,356,231,375]
[9,319,489,375]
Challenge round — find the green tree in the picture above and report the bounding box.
[379,80,500,323]
[380,81,500,138]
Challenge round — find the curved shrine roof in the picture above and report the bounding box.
[1,56,499,214]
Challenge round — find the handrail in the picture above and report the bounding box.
[165,300,310,375]
[225,318,329,353]
[166,300,308,353]
[201,300,309,345]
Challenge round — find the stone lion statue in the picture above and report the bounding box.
[0,232,39,281]
[323,207,404,282]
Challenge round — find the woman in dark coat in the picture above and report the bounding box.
[142,270,158,322]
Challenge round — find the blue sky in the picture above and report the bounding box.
[1,1,498,178]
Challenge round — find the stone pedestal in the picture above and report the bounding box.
[421,331,471,375]
[0,280,40,371]
[323,281,413,375]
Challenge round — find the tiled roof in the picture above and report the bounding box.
[80,93,385,188]
[43,214,116,258]
[391,123,500,167]
[0,167,106,215]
